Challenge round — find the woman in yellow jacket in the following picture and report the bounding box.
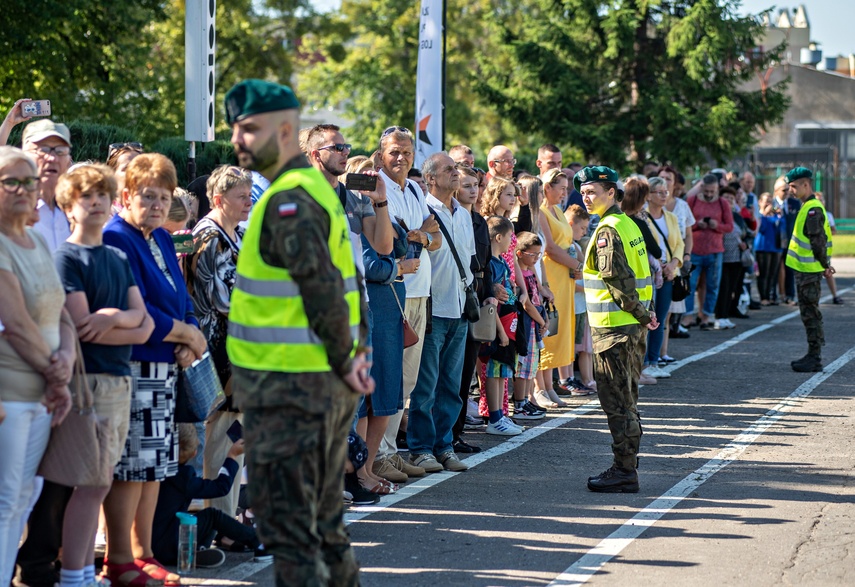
[644,176,684,376]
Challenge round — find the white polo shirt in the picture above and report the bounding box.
[381,169,432,298]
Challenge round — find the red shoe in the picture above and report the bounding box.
[104,559,162,587]
[135,558,180,587]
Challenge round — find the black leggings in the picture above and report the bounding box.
[716,262,745,319]
[756,251,781,301]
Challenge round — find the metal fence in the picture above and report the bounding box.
[719,146,855,219]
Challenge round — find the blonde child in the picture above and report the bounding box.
[484,217,524,436]
[566,205,596,391]
[513,232,548,420]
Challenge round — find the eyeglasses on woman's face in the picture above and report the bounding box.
[1,176,39,192]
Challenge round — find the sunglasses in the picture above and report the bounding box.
[318,143,352,153]
[381,126,412,137]
[108,142,143,157]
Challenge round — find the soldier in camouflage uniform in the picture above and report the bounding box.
[225,80,374,586]
[577,166,658,493]
[784,167,836,373]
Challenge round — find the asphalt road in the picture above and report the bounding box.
[185,274,855,587]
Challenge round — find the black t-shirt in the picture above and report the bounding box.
[54,242,137,376]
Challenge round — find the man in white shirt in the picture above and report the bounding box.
[375,127,442,475]
[406,152,473,473]
[23,120,72,251]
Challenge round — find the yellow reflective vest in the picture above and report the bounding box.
[227,168,360,373]
[583,211,653,327]
[785,197,832,274]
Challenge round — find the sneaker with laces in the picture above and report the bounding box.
[512,402,545,420]
[502,415,524,430]
[253,545,274,563]
[570,381,596,396]
[196,547,226,568]
[372,456,408,483]
[643,365,671,379]
[464,414,485,430]
[525,398,548,413]
[555,378,581,397]
[408,453,444,473]
[486,418,523,436]
[390,452,426,477]
[587,466,639,493]
[437,451,469,472]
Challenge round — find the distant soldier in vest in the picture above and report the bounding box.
[784,167,835,373]
[225,79,374,586]
[578,166,658,493]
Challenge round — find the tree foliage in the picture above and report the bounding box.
[474,0,790,171]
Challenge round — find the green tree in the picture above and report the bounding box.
[474,0,790,171]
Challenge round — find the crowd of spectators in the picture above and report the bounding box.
[0,97,840,586]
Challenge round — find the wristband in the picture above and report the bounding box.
[373,200,388,208]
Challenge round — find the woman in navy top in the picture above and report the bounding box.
[102,153,206,587]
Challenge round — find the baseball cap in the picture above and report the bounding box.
[22,119,72,147]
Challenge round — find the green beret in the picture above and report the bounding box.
[225,79,301,125]
[785,166,812,183]
[573,165,619,193]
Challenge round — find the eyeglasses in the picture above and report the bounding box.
[520,251,543,260]
[382,126,412,137]
[318,143,352,153]
[492,158,516,166]
[1,176,39,192]
[33,145,71,157]
[108,142,143,158]
[225,165,246,177]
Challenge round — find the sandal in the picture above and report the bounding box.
[104,560,162,587]
[360,479,395,495]
[545,387,569,408]
[135,559,180,587]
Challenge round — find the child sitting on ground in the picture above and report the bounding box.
[152,424,269,567]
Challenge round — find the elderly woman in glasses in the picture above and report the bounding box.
[182,164,253,515]
[0,146,72,586]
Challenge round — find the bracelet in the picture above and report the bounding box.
[373,200,388,208]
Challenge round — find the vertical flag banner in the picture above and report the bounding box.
[415,0,444,168]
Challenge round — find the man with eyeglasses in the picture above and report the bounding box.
[375,126,443,479]
[22,120,73,251]
[305,124,394,255]
[486,145,515,181]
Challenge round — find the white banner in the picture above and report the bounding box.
[414,0,443,168]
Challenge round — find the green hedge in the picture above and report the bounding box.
[9,120,237,186]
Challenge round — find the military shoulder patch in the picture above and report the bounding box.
[597,237,608,248]
[279,203,298,217]
[808,209,816,216]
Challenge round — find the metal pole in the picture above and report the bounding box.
[188,141,197,183]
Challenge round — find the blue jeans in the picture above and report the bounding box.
[686,253,723,317]
[646,279,673,365]
[407,316,468,456]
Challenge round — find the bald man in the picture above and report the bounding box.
[486,145,515,180]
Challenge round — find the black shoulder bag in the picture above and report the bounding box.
[430,209,481,322]
[650,215,689,302]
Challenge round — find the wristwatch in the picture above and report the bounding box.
[425,232,434,248]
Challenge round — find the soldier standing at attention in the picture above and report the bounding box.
[577,166,658,493]
[225,79,374,586]
[784,167,835,373]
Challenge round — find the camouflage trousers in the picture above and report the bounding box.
[593,328,645,470]
[243,379,359,587]
[796,274,824,356]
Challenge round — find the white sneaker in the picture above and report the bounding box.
[486,418,523,436]
[724,318,736,329]
[501,415,524,431]
[644,365,671,379]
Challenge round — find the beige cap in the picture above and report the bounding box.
[22,119,72,147]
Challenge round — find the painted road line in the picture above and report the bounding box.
[548,345,855,587]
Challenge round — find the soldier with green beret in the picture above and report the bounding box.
[225,79,373,586]
[784,166,835,372]
[578,166,658,493]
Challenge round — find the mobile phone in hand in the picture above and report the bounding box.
[345,173,377,192]
[171,232,194,254]
[226,420,243,443]
[22,100,51,118]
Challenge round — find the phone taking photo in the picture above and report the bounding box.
[345,173,377,192]
[22,100,51,118]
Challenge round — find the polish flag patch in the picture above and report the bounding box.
[808,209,816,216]
[597,237,608,248]
[278,203,298,217]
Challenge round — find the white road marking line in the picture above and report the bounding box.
[548,345,855,587]
[220,286,852,582]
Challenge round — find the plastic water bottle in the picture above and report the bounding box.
[176,512,197,573]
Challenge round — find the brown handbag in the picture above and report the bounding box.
[38,338,116,488]
[390,284,419,348]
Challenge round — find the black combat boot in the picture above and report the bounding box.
[791,354,822,373]
[587,466,639,493]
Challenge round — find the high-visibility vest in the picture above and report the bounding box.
[583,211,653,327]
[227,168,360,373]
[785,197,833,274]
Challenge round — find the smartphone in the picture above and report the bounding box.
[345,173,377,192]
[22,100,51,118]
[703,217,711,224]
[226,420,243,443]
[171,232,194,254]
